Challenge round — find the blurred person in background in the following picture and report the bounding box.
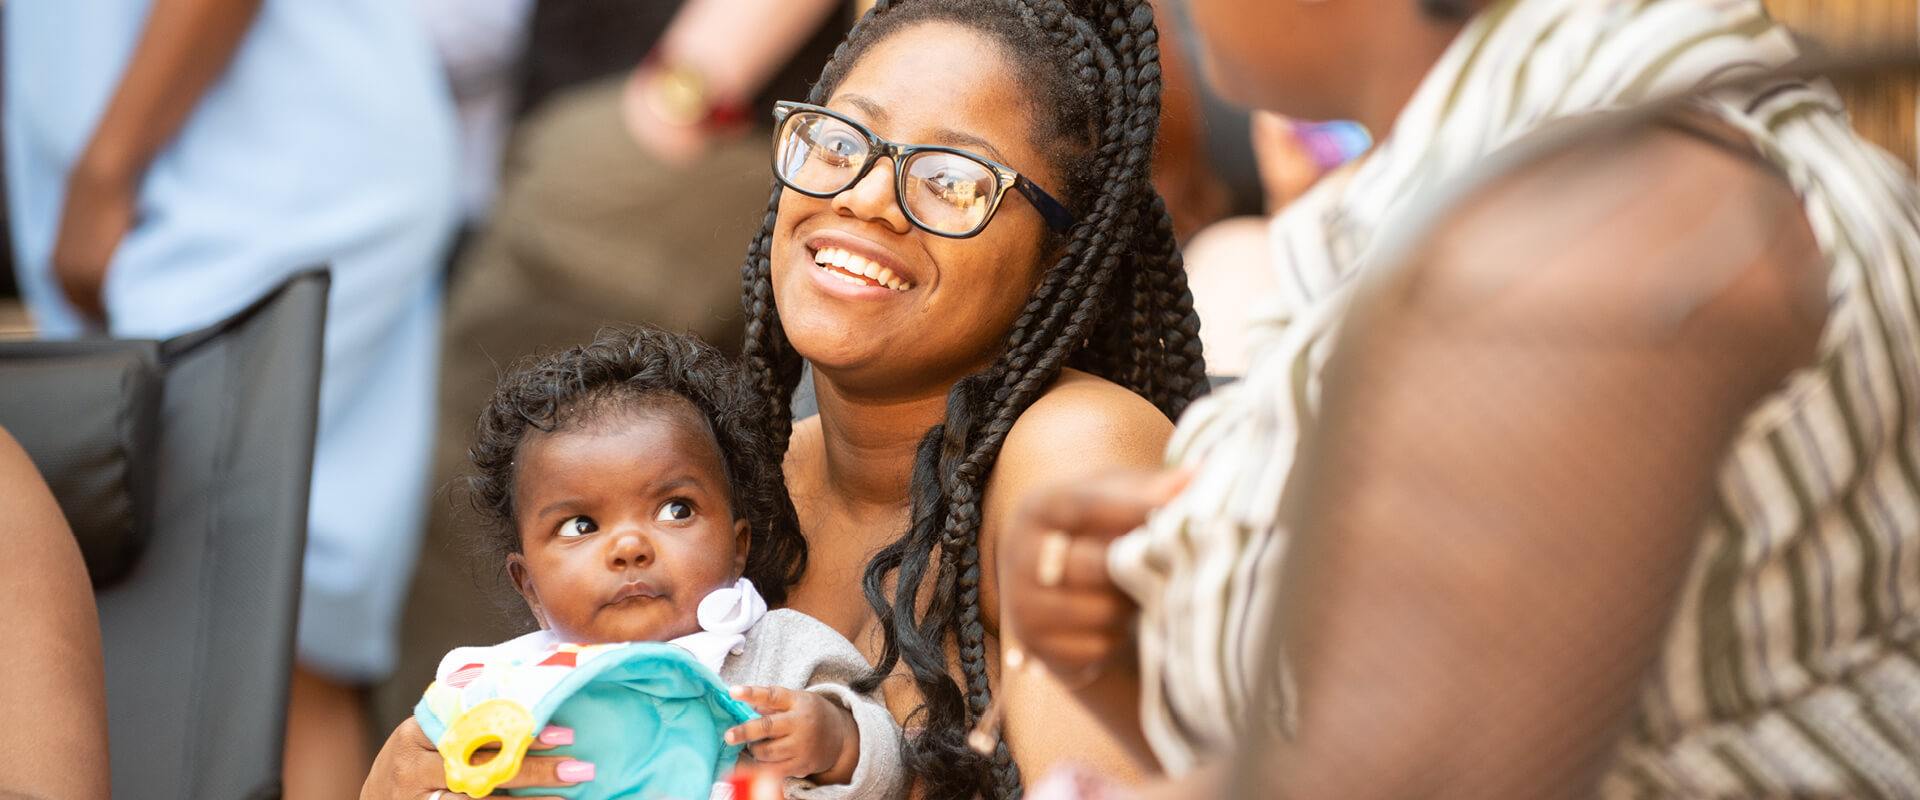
[372,0,848,729]
[2,1,459,797]
[1183,112,1369,376]
[410,0,536,230]
[1001,0,1920,797]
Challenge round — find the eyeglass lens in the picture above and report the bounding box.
[775,111,1001,236]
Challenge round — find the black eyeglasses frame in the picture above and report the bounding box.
[770,100,1079,239]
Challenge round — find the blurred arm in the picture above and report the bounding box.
[0,428,109,799]
[72,0,264,187]
[54,0,263,317]
[1252,123,1828,798]
[651,0,844,108]
[620,0,842,164]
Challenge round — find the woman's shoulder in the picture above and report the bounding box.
[1000,369,1174,480]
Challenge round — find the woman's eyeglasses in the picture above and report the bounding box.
[770,101,1078,239]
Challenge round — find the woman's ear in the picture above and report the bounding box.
[506,554,549,629]
[732,518,751,579]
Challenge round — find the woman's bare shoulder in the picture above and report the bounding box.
[1000,369,1174,486]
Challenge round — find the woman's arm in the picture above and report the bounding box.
[0,428,109,799]
[54,0,264,318]
[1231,123,1827,798]
[984,371,1176,782]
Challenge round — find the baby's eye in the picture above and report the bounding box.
[655,500,694,522]
[557,516,596,538]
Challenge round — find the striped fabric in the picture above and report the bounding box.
[1107,0,1920,793]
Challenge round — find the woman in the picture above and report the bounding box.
[1004,0,1920,796]
[364,1,1206,798]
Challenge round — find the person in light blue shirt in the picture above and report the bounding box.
[4,1,458,794]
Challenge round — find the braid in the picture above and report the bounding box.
[740,0,1207,797]
[739,190,803,455]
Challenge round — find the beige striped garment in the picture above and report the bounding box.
[1107,0,1920,794]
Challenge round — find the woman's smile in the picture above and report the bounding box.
[812,247,910,291]
[801,227,918,298]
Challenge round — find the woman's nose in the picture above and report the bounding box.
[605,527,653,569]
[832,157,912,233]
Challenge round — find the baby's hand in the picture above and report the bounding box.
[724,685,861,785]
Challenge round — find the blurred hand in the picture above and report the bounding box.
[725,685,860,784]
[52,164,137,320]
[359,717,585,800]
[619,64,722,168]
[999,468,1191,685]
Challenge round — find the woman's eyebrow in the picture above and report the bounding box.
[842,94,891,123]
[840,93,1012,164]
[936,129,1011,164]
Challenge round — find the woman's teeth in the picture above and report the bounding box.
[813,247,910,291]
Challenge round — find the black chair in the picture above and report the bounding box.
[0,269,328,800]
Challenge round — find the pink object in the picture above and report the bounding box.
[537,725,575,746]
[1026,763,1132,800]
[556,760,596,783]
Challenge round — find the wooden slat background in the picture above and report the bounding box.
[1767,0,1919,169]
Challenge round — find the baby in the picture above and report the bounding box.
[420,327,902,800]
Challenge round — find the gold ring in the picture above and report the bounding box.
[1036,532,1070,588]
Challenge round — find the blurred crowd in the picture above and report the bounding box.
[4,0,1919,799]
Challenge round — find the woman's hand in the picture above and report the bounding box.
[999,468,1189,683]
[725,685,860,785]
[360,717,590,800]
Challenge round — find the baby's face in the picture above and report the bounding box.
[507,400,747,644]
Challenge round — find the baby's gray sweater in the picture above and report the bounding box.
[720,609,905,800]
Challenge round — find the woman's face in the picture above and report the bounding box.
[769,21,1061,393]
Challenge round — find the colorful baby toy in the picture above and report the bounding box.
[418,632,762,799]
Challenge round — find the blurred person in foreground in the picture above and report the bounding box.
[1000,0,1920,797]
[0,427,108,800]
[3,1,459,797]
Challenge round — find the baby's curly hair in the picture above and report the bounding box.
[465,326,807,606]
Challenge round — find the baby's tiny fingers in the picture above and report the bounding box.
[748,737,796,765]
[724,714,782,746]
[729,684,793,713]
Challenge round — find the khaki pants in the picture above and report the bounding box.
[373,76,773,727]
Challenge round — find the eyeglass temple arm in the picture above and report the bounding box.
[1014,178,1079,233]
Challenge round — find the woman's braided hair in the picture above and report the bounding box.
[739,1,1207,797]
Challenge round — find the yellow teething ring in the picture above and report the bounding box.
[437,698,537,798]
